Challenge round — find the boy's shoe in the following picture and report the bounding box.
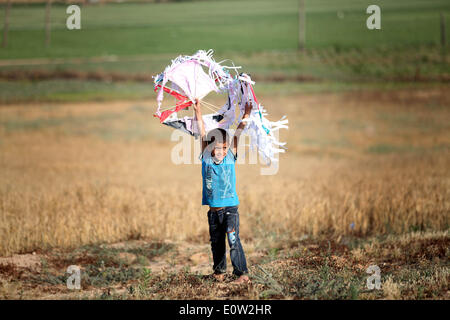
[212,273,225,282]
[231,274,250,284]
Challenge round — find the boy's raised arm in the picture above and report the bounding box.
[232,102,252,157]
[193,99,207,152]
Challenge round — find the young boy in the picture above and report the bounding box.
[193,99,252,284]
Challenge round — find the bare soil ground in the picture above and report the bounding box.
[0,232,448,300]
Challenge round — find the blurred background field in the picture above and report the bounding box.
[0,0,449,102]
[0,0,449,299]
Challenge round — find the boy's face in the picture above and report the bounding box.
[212,142,228,162]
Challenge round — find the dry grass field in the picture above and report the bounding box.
[0,86,449,299]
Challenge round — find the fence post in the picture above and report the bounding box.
[45,0,52,47]
[2,0,11,48]
[298,0,305,51]
[440,13,447,63]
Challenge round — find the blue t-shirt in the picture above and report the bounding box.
[201,149,239,207]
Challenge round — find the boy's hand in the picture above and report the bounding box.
[233,101,253,155]
[244,102,253,118]
[193,99,201,112]
[193,99,206,148]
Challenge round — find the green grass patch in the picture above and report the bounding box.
[1,0,449,103]
[1,0,449,59]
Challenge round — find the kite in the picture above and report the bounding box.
[153,49,288,163]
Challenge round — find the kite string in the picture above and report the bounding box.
[201,99,221,111]
[158,101,191,113]
[200,101,220,114]
[156,98,220,114]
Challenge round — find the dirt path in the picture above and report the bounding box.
[1,231,448,300]
[0,238,266,299]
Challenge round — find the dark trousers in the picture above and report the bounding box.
[207,206,248,276]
